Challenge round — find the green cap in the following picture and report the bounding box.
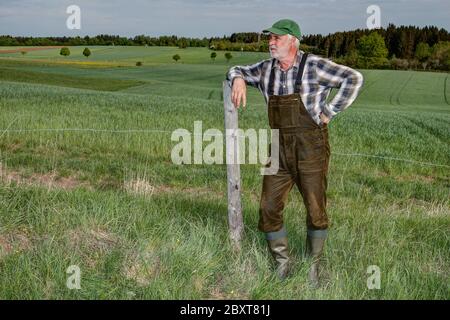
[263,19,301,40]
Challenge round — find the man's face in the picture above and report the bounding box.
[269,33,293,59]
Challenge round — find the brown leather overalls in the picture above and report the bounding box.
[258,53,330,236]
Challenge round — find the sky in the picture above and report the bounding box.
[1,0,449,38]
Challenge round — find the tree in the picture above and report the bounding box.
[343,49,359,67]
[172,54,180,62]
[210,51,217,62]
[415,42,431,69]
[430,41,450,70]
[357,32,388,68]
[83,47,91,58]
[178,39,188,49]
[357,32,388,58]
[225,52,233,63]
[60,47,70,57]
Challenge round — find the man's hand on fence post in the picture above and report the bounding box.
[231,77,247,109]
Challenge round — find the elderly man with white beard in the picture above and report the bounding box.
[226,19,364,287]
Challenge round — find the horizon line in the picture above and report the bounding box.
[1,23,449,40]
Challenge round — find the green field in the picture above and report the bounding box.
[0,46,449,299]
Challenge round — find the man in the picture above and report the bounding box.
[226,19,363,286]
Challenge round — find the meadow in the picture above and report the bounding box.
[0,46,448,299]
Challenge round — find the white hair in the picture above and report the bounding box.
[287,34,300,49]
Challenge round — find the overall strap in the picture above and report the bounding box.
[267,52,309,96]
[294,52,309,93]
[267,59,276,96]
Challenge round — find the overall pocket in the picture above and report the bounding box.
[268,104,301,129]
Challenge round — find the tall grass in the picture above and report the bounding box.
[0,47,448,299]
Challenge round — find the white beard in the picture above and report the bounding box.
[269,45,290,60]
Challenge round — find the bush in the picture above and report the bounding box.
[172,54,180,62]
[209,40,270,52]
[83,47,91,58]
[225,52,233,63]
[357,56,390,69]
[408,59,420,70]
[136,61,143,66]
[390,57,409,70]
[60,47,70,57]
[341,49,359,67]
[371,57,390,69]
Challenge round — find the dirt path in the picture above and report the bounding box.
[0,46,65,54]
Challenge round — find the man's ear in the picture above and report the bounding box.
[290,36,296,47]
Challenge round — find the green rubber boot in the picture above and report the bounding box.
[267,236,290,280]
[265,226,290,280]
[305,230,327,288]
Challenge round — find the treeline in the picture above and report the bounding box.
[301,24,450,71]
[207,33,326,55]
[1,24,449,70]
[0,34,210,47]
[212,24,450,70]
[302,24,450,59]
[2,24,448,55]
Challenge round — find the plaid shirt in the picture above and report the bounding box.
[226,50,364,125]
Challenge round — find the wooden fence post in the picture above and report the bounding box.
[223,80,244,250]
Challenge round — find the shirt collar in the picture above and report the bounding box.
[272,50,304,71]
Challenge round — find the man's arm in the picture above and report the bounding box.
[226,61,265,89]
[315,58,364,121]
[226,61,265,108]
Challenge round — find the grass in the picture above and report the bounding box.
[0,46,449,299]
[0,46,269,66]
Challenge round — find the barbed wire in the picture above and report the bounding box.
[0,127,448,169]
[331,152,450,168]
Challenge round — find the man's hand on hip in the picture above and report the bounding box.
[231,77,247,109]
[320,112,330,124]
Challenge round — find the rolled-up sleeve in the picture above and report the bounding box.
[226,61,265,89]
[315,58,364,119]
